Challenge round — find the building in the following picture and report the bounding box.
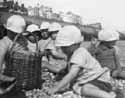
[39,5,43,17]
[60,11,83,24]
[27,5,82,23]
[27,6,33,16]
[39,5,53,19]
[51,13,62,20]
[28,6,39,16]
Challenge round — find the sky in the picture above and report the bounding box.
[14,0,125,31]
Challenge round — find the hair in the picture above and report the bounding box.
[0,25,7,39]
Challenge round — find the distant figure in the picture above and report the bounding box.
[13,2,20,11]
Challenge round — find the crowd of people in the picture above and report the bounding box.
[0,14,124,98]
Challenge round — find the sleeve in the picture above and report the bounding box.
[70,48,87,68]
[0,38,10,71]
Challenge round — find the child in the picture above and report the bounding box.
[88,29,124,79]
[40,22,50,40]
[39,23,68,98]
[24,24,41,52]
[42,22,67,73]
[38,22,52,63]
[48,25,116,98]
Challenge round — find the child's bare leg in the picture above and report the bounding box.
[81,83,116,98]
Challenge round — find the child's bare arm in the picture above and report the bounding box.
[52,65,80,93]
[114,47,121,70]
[115,53,121,70]
[112,47,122,78]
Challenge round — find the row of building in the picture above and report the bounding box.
[27,5,83,24]
[0,0,83,24]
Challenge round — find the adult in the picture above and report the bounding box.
[0,15,42,98]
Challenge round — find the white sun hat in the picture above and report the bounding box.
[48,22,61,32]
[6,15,26,33]
[40,22,50,30]
[55,25,83,47]
[26,24,40,32]
[98,29,119,41]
